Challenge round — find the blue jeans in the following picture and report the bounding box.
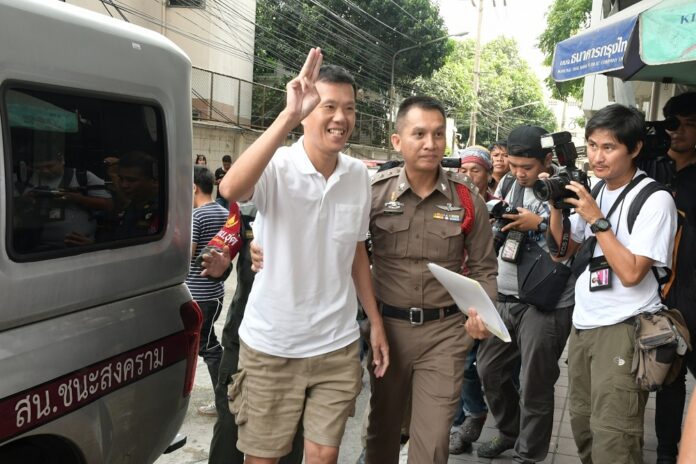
[454,340,488,425]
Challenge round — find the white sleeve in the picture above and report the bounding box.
[627,190,677,267]
[570,212,587,243]
[358,168,370,241]
[250,159,275,215]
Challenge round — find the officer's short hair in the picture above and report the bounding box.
[395,96,446,133]
[585,104,645,154]
[318,65,356,96]
[193,165,214,195]
[663,92,696,119]
[222,155,232,163]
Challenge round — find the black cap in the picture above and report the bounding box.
[507,125,551,159]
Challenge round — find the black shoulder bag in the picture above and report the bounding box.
[513,185,572,312]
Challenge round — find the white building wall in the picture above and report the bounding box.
[67,0,255,122]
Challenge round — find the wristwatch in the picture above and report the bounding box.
[590,217,611,233]
[537,217,548,233]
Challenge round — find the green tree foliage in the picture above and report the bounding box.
[414,38,557,148]
[253,0,451,89]
[252,0,452,120]
[538,0,592,100]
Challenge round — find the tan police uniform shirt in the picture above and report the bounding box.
[370,166,497,309]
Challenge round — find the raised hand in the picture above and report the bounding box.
[284,48,323,124]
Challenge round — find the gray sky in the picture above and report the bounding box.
[437,0,556,85]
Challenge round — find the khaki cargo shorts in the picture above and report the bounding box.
[228,340,362,458]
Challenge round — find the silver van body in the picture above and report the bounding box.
[0,1,197,462]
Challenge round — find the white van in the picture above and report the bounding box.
[0,1,201,463]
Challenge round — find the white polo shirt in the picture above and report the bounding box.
[238,138,370,358]
[571,171,677,329]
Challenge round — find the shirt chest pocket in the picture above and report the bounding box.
[332,204,363,243]
[426,221,463,261]
[372,216,411,258]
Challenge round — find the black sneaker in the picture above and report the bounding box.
[477,436,515,458]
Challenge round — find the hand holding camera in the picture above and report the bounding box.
[558,181,604,226]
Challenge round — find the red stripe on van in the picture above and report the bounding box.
[0,332,188,444]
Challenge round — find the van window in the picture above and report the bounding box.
[3,85,167,260]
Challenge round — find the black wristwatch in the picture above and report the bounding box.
[537,216,548,233]
[590,218,611,233]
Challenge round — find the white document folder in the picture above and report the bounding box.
[427,263,511,343]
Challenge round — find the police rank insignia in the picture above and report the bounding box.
[383,192,404,215]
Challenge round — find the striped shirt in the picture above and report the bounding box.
[186,202,230,301]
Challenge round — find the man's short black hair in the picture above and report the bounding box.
[222,155,232,163]
[317,65,356,96]
[489,140,508,152]
[663,92,696,119]
[119,151,158,180]
[193,165,214,195]
[585,104,645,154]
[395,96,446,133]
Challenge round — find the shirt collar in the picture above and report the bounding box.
[394,167,455,202]
[291,136,347,178]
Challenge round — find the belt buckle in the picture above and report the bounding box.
[409,307,423,326]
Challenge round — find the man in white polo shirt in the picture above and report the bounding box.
[218,48,389,464]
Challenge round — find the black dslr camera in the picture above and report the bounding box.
[640,116,679,158]
[532,131,590,209]
[486,199,519,256]
[636,117,679,187]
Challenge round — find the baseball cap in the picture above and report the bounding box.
[507,125,551,159]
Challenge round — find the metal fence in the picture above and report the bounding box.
[192,67,390,147]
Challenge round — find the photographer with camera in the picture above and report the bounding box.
[547,104,677,463]
[475,125,575,462]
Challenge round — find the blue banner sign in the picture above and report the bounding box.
[552,16,638,81]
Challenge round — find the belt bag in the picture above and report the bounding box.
[517,239,572,312]
[631,308,692,392]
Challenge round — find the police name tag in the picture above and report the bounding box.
[383,200,404,215]
[383,192,404,215]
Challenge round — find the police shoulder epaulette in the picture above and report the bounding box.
[371,166,401,185]
[445,170,477,193]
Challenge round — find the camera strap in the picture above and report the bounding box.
[555,209,572,258]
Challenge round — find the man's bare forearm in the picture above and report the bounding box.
[219,110,299,202]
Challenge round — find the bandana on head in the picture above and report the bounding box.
[456,145,492,172]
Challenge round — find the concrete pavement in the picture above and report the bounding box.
[156,276,694,464]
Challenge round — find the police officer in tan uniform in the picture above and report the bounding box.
[364,96,498,464]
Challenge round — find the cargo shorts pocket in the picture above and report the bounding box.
[227,369,248,425]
